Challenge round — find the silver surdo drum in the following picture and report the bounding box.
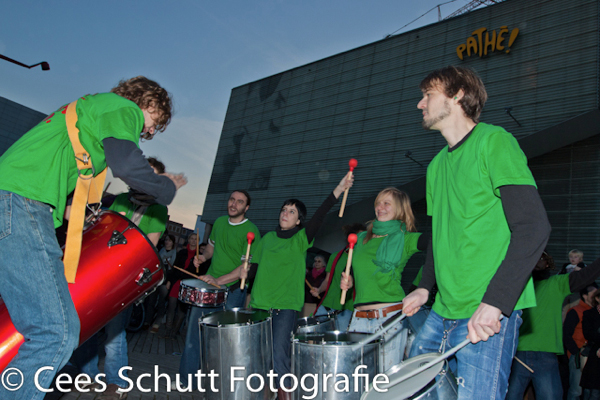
[296,315,336,335]
[291,332,381,400]
[200,309,273,400]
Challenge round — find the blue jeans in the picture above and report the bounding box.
[178,286,246,387]
[314,306,352,331]
[0,191,80,399]
[348,304,407,372]
[506,350,562,400]
[567,353,583,400]
[410,309,522,400]
[73,306,133,387]
[271,309,297,389]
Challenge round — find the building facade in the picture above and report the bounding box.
[203,0,600,286]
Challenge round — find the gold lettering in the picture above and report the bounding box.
[497,26,509,51]
[471,27,487,57]
[456,44,466,60]
[506,28,520,53]
[483,30,497,56]
[466,37,478,57]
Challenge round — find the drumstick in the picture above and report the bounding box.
[305,279,320,299]
[195,228,200,274]
[340,233,358,305]
[240,232,255,290]
[514,356,534,373]
[338,158,357,218]
[172,265,221,289]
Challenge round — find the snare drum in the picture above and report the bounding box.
[179,279,228,307]
[292,331,381,400]
[296,315,336,335]
[200,309,273,400]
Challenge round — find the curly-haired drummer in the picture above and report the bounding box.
[0,77,186,399]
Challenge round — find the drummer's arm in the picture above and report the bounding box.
[147,232,161,246]
[317,272,330,294]
[215,263,258,286]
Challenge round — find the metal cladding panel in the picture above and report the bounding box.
[204,0,600,251]
[530,134,600,261]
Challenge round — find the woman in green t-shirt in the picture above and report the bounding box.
[341,187,427,371]
[235,173,353,399]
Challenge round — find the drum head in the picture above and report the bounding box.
[361,354,445,400]
[200,309,271,327]
[181,279,226,291]
[295,331,378,345]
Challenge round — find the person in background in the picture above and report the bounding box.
[563,283,599,400]
[506,252,600,400]
[580,288,600,400]
[312,223,366,332]
[303,254,328,317]
[147,233,177,334]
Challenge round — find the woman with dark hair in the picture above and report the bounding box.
[233,173,353,400]
[341,187,427,370]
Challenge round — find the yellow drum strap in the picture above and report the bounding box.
[63,100,107,283]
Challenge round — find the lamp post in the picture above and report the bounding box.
[0,54,50,71]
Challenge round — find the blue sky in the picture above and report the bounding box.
[1,0,477,228]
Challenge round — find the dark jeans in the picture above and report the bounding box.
[271,309,298,389]
[506,350,563,400]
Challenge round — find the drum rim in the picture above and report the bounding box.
[180,279,227,291]
[199,309,272,327]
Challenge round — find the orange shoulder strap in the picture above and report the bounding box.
[63,100,107,283]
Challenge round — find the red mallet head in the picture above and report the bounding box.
[349,158,358,172]
[347,233,358,249]
[247,232,255,243]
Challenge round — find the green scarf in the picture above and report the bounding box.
[358,220,406,278]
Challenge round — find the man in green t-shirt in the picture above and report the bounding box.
[0,77,186,400]
[403,66,551,399]
[177,190,261,389]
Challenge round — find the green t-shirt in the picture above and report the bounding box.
[426,123,537,319]
[517,275,571,354]
[321,249,354,311]
[109,193,168,236]
[250,229,312,311]
[0,93,143,228]
[352,232,421,305]
[206,216,261,286]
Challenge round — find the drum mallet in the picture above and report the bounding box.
[240,232,255,290]
[340,233,358,305]
[338,158,357,218]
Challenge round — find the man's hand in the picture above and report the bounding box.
[310,287,320,297]
[193,254,207,268]
[467,302,502,343]
[163,173,188,190]
[340,272,353,290]
[402,288,429,316]
[200,274,217,286]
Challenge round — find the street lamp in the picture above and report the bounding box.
[0,54,50,71]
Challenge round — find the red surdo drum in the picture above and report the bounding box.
[0,210,164,371]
